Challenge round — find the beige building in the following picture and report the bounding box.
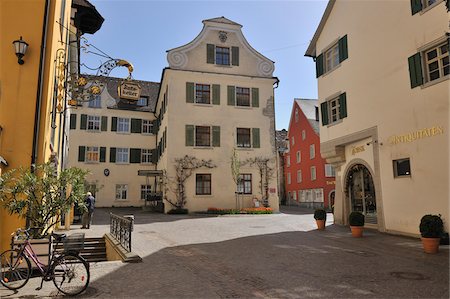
[305,0,449,236]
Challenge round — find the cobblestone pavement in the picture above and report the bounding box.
[1,206,448,298]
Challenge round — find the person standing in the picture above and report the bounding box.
[81,192,95,229]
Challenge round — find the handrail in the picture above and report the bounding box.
[109,213,133,252]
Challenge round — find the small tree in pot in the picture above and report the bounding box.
[419,214,444,254]
[314,208,327,230]
[349,211,365,237]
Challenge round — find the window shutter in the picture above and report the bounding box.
[101,116,108,131]
[408,52,423,88]
[212,84,220,105]
[232,46,239,66]
[410,0,422,15]
[252,88,259,108]
[207,44,215,64]
[186,82,195,103]
[338,35,348,62]
[315,54,324,78]
[78,146,86,162]
[80,114,87,130]
[151,149,157,164]
[131,118,142,133]
[70,114,77,130]
[151,120,158,134]
[111,117,117,132]
[212,126,220,147]
[130,148,141,163]
[110,147,116,163]
[321,102,329,126]
[339,93,347,119]
[227,86,235,106]
[100,147,106,162]
[185,125,194,146]
[252,128,260,148]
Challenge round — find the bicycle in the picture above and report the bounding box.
[0,228,90,296]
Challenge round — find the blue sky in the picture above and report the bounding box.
[81,0,328,130]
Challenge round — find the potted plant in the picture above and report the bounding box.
[349,211,365,237]
[419,214,444,254]
[314,208,327,230]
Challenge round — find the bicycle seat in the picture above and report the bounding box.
[51,232,66,242]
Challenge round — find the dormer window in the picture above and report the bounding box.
[207,44,239,66]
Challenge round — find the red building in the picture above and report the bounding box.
[284,99,335,209]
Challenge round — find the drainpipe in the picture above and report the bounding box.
[272,78,280,206]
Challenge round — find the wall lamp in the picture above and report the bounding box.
[12,36,29,65]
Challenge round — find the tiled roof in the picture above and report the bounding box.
[294,98,320,135]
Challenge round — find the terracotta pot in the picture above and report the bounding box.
[350,226,363,237]
[421,237,440,254]
[316,219,326,230]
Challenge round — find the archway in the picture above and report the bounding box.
[346,164,377,224]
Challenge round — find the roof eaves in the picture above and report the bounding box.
[305,0,336,58]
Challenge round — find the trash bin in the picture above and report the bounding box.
[123,215,134,231]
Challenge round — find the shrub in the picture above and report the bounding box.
[167,208,189,214]
[349,211,365,226]
[419,214,444,238]
[314,208,327,221]
[241,207,273,214]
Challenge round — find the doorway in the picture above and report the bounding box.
[346,164,377,224]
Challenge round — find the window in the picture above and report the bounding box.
[236,87,250,107]
[142,120,153,134]
[141,149,152,164]
[316,35,348,77]
[141,185,151,200]
[116,148,129,163]
[89,95,101,108]
[411,0,443,14]
[287,172,291,184]
[137,96,148,107]
[116,184,128,200]
[117,118,130,133]
[311,166,317,181]
[302,130,306,140]
[324,43,340,73]
[237,128,251,148]
[425,42,448,82]
[86,146,99,163]
[325,164,336,177]
[87,115,100,131]
[310,144,315,159]
[293,191,297,201]
[295,109,299,122]
[195,84,210,104]
[314,189,324,202]
[297,170,302,183]
[321,93,347,126]
[216,46,230,65]
[286,155,291,167]
[393,158,411,177]
[329,97,341,123]
[196,174,211,195]
[296,151,301,163]
[195,126,211,147]
[237,174,252,194]
[291,137,295,145]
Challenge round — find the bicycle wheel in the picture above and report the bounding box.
[52,253,89,296]
[0,249,31,290]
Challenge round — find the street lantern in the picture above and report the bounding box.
[12,36,29,65]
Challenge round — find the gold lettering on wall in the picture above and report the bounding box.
[388,126,444,145]
[351,145,365,155]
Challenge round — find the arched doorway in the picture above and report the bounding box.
[346,164,377,224]
[329,190,335,212]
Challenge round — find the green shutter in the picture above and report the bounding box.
[150,149,157,164]
[101,116,107,131]
[212,126,220,147]
[252,128,260,148]
[186,82,195,103]
[207,44,215,64]
[339,93,347,119]
[110,147,116,163]
[212,84,220,105]
[338,35,348,62]
[131,118,142,133]
[78,146,86,162]
[408,52,423,88]
[80,114,87,130]
[100,147,106,162]
[185,125,194,146]
[151,120,158,134]
[252,88,259,108]
[321,102,329,126]
[111,117,117,132]
[130,148,141,163]
[70,114,77,130]
[232,46,239,66]
[411,0,422,15]
[227,86,235,106]
[316,54,324,78]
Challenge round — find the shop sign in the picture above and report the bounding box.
[326,181,335,185]
[118,81,141,101]
[388,126,444,145]
[351,145,365,155]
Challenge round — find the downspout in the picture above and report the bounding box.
[272,78,280,206]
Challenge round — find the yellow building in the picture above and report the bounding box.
[0,0,103,251]
[305,0,448,236]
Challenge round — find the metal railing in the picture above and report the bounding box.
[110,213,133,252]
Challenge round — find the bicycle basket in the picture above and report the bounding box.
[63,233,85,253]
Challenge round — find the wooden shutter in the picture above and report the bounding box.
[100,147,106,162]
[80,114,87,130]
[252,88,259,108]
[130,148,141,163]
[186,82,195,103]
[321,102,329,126]
[315,54,324,78]
[111,117,117,132]
[338,35,348,62]
[151,120,158,134]
[227,86,235,106]
[110,147,116,163]
[78,146,85,162]
[411,0,422,15]
[339,93,347,119]
[212,84,220,105]
[252,128,260,148]
[185,125,194,146]
[408,53,423,88]
[207,44,215,64]
[151,149,157,164]
[131,118,142,133]
[101,116,108,131]
[70,114,77,130]
[232,47,239,66]
[212,126,220,147]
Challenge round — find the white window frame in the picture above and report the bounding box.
[424,41,449,83]
[117,117,130,133]
[328,97,341,124]
[88,95,101,108]
[142,120,153,134]
[295,108,299,123]
[116,184,128,200]
[310,144,315,159]
[87,115,100,131]
[296,151,301,163]
[137,96,148,107]
[116,148,129,163]
[141,149,152,164]
[85,146,99,163]
[293,190,297,201]
[325,164,335,177]
[302,130,306,140]
[291,136,295,145]
[287,172,291,185]
[297,170,302,183]
[324,42,339,73]
[314,188,324,202]
[237,174,252,194]
[311,166,317,181]
[286,155,291,167]
[141,184,151,200]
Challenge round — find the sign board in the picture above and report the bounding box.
[118,81,141,101]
